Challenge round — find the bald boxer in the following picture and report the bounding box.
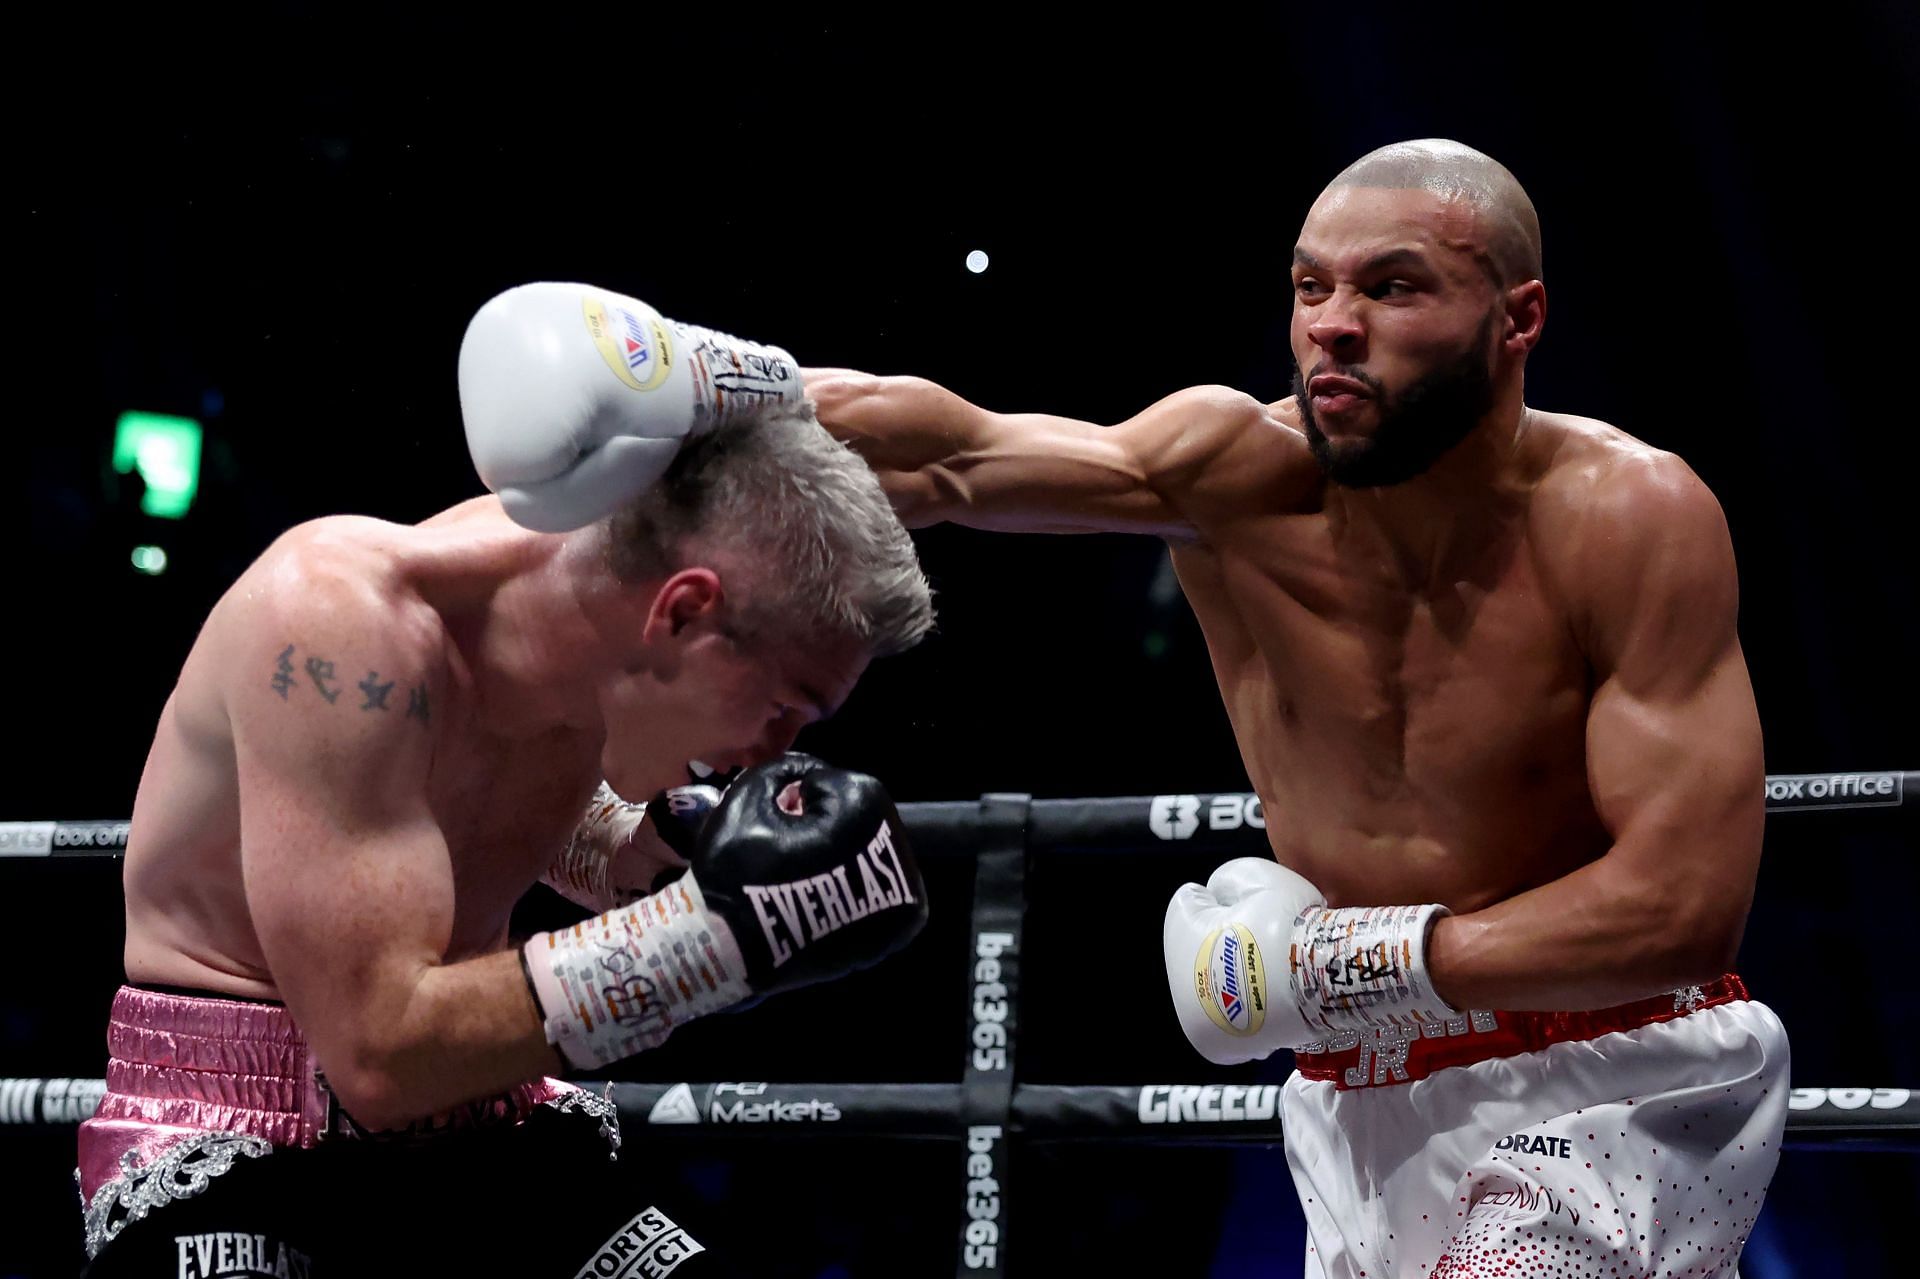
[80,312,936,1275]
[810,140,1788,1277]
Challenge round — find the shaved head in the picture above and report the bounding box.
[1327,139,1542,286]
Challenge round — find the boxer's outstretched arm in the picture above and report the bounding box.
[806,370,1289,537]
[1428,457,1764,1010]
[231,557,560,1130]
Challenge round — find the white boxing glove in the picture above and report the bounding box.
[458,282,804,532]
[1163,858,1455,1065]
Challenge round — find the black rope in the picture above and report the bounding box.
[5,770,1911,862]
[10,1078,1915,1153]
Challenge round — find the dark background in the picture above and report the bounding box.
[8,4,1917,1275]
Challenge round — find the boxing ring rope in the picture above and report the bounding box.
[4,767,1915,1277]
[6,1080,1916,1148]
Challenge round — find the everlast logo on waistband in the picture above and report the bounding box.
[742,821,916,967]
[1494,1133,1574,1159]
[174,1232,312,1278]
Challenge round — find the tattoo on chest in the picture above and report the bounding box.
[270,642,429,727]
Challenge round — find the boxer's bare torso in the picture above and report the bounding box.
[1170,397,1618,911]
[814,369,1761,1009]
[115,431,882,1126]
[123,501,603,1000]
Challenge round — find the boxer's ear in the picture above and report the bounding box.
[644,568,725,640]
[1501,279,1546,356]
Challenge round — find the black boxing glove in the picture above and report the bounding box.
[695,753,927,994]
[646,782,725,862]
[521,753,926,1069]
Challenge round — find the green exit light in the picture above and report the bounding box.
[113,411,203,519]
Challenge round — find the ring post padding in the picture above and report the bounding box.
[954,793,1029,1279]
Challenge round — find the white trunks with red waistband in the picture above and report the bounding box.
[1282,977,1790,1278]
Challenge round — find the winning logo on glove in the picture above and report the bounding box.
[585,294,675,392]
[1195,924,1267,1036]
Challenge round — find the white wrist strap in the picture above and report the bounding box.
[675,322,802,427]
[541,783,650,913]
[1291,903,1457,1035]
[524,875,751,1070]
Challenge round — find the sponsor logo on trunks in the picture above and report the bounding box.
[172,1232,312,1279]
[1474,1182,1583,1228]
[584,295,674,393]
[1787,1086,1912,1111]
[645,1082,843,1124]
[972,931,1015,1072]
[1149,794,1267,840]
[742,820,916,968]
[1493,1132,1575,1159]
[575,1207,705,1279]
[1763,771,1904,811]
[1138,1083,1282,1124]
[1195,924,1265,1035]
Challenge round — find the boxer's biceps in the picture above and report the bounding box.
[1583,653,1764,966]
[1578,463,1760,860]
[230,630,455,1094]
[237,757,455,1108]
[818,371,1203,535]
[1581,498,1759,864]
[927,411,1191,536]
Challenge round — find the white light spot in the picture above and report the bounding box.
[131,545,169,575]
[965,249,990,274]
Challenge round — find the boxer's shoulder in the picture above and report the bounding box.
[1148,388,1318,523]
[1525,412,1734,640]
[1159,384,1302,457]
[241,517,442,633]
[1528,412,1719,536]
[216,517,452,723]
[1261,395,1323,477]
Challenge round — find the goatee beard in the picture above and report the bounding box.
[1295,319,1498,488]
